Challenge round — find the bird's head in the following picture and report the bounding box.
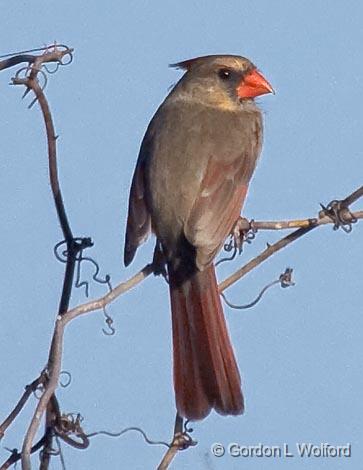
[170,55,274,109]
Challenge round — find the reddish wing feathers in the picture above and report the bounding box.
[185,155,250,269]
[169,263,244,420]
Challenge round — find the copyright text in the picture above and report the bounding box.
[211,442,351,458]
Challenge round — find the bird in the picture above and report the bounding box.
[124,54,273,420]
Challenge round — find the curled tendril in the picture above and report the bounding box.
[54,238,92,262]
[58,49,73,66]
[85,427,170,449]
[216,219,258,267]
[75,255,112,298]
[6,44,74,111]
[54,413,89,449]
[43,43,74,66]
[102,307,115,336]
[13,64,48,107]
[54,240,66,262]
[59,371,72,388]
[183,419,193,434]
[14,65,29,78]
[47,43,74,66]
[43,62,60,74]
[320,200,357,233]
[221,268,295,310]
[216,244,238,267]
[54,238,111,298]
[224,237,236,253]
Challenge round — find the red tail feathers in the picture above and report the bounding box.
[169,263,244,420]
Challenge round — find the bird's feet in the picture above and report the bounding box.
[231,216,253,252]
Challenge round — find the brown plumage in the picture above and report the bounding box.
[124,55,273,420]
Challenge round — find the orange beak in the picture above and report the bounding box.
[237,69,274,99]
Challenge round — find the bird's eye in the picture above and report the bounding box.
[218,68,231,80]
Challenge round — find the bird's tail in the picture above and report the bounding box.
[168,263,244,420]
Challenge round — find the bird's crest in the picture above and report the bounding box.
[169,57,203,71]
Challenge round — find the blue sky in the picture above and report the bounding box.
[0,1,362,469]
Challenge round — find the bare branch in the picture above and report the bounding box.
[20,323,64,470]
[2,43,362,470]
[219,198,362,293]
[219,225,315,292]
[0,45,73,72]
[5,45,89,470]
[233,209,362,232]
[0,374,46,440]
[64,264,154,324]
[342,185,363,206]
[63,205,362,323]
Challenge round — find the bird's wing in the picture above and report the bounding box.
[184,116,262,269]
[184,157,247,269]
[124,136,152,266]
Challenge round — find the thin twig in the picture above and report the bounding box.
[0,374,45,439]
[0,46,72,72]
[219,226,313,292]
[62,208,362,323]
[11,45,77,314]
[232,209,362,232]
[0,436,46,470]
[342,185,363,206]
[219,204,361,293]
[64,264,154,324]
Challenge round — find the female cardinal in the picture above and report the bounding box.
[124,55,273,420]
